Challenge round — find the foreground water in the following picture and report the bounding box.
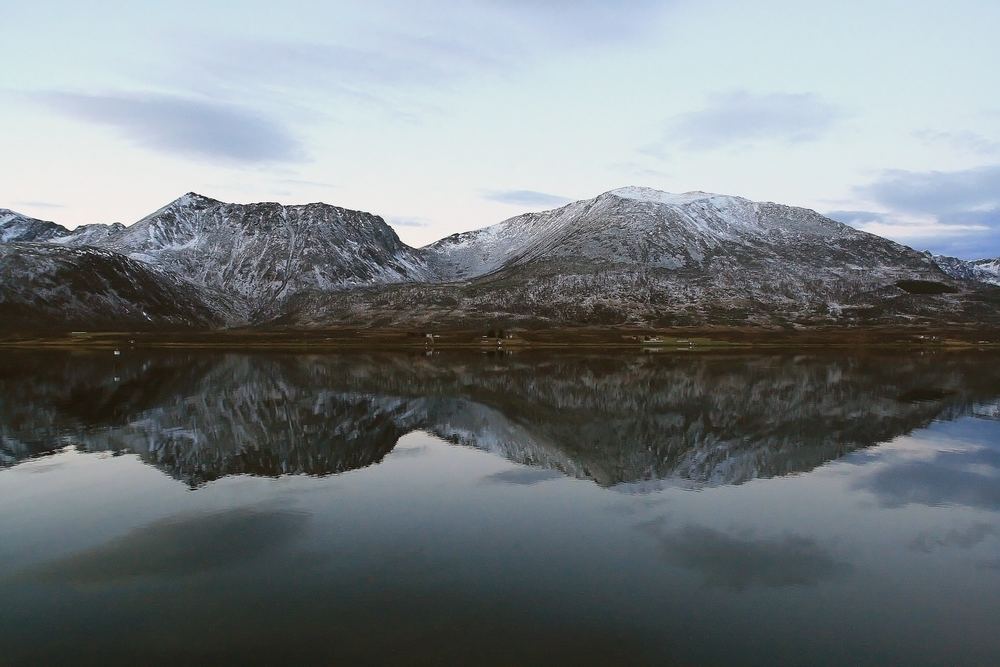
[1,350,999,665]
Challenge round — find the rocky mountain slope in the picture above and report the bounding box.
[973,257,1000,282]
[282,188,995,328]
[928,252,1000,286]
[86,193,432,316]
[1,208,124,245]
[0,244,234,331]
[425,187,935,280]
[0,209,68,243]
[2,188,999,331]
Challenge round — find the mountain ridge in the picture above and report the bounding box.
[2,188,999,332]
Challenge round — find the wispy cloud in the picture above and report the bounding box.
[13,200,64,209]
[826,209,990,240]
[171,2,671,120]
[847,164,1000,257]
[913,129,1000,156]
[609,161,670,181]
[477,0,669,44]
[276,178,336,189]
[909,522,999,554]
[655,91,843,152]
[19,507,307,584]
[855,445,1000,511]
[197,37,496,96]
[482,468,564,485]
[386,216,431,228]
[643,523,848,590]
[857,164,1000,215]
[35,91,305,164]
[483,189,572,207]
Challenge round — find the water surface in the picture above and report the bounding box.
[2,350,999,665]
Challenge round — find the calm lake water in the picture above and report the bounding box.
[2,349,999,665]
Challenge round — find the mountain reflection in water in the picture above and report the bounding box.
[3,350,998,488]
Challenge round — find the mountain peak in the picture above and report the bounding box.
[603,186,747,207]
[0,208,69,243]
[0,207,31,221]
[173,192,220,207]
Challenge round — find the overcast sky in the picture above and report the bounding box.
[2,0,999,257]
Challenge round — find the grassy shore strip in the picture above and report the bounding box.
[1,328,999,351]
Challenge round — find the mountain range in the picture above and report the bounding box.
[1,188,998,332]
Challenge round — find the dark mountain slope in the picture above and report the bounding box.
[0,243,236,332]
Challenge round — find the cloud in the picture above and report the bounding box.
[19,507,308,584]
[184,2,669,108]
[858,164,1000,215]
[277,178,335,189]
[200,38,494,96]
[850,164,1000,258]
[482,468,564,485]
[476,0,668,44]
[909,523,999,553]
[387,216,432,228]
[913,129,1000,156]
[662,91,843,151]
[35,91,305,164]
[855,446,1000,511]
[853,221,992,244]
[609,161,670,181]
[826,209,990,240]
[484,189,572,207]
[13,201,64,209]
[645,524,848,590]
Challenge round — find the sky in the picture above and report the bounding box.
[1,0,999,258]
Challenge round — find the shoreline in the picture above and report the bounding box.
[1,326,998,352]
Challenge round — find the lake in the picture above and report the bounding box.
[2,349,999,665]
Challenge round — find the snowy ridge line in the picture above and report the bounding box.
[2,187,999,329]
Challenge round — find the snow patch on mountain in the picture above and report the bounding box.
[3,187,997,330]
[608,186,745,207]
[973,258,1000,282]
[50,222,127,246]
[928,253,1000,286]
[90,193,435,313]
[0,209,68,243]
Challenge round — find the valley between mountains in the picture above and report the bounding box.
[1,187,999,336]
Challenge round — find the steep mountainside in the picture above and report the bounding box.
[0,209,67,243]
[87,193,432,316]
[0,243,236,331]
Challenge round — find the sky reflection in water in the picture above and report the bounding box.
[1,350,999,665]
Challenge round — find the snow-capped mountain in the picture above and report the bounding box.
[289,187,987,328]
[0,209,68,243]
[1,208,125,245]
[2,187,999,330]
[928,252,1000,286]
[88,193,432,315]
[51,222,127,246]
[973,258,1000,283]
[425,187,943,280]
